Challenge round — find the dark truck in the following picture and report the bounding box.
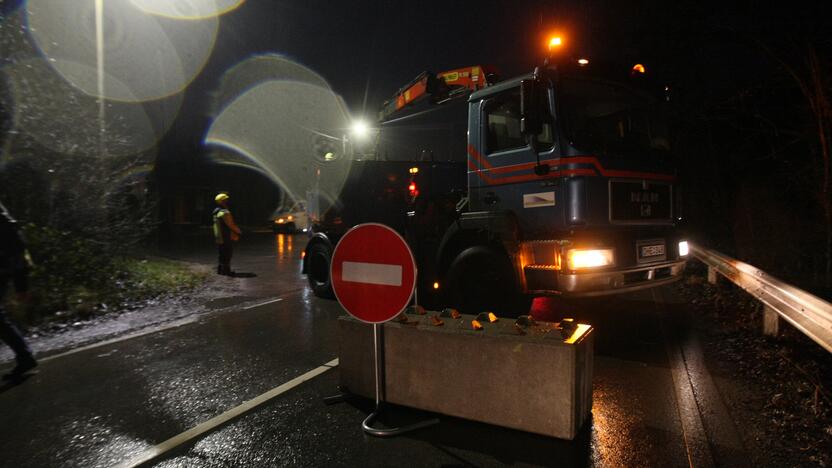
[303,61,688,315]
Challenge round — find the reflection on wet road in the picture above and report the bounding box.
[0,234,744,467]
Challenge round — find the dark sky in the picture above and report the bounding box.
[205,0,546,114]
[162,0,832,155]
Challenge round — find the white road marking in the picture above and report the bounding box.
[242,297,284,309]
[342,261,402,286]
[118,358,339,468]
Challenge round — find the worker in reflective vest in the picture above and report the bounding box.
[212,193,242,276]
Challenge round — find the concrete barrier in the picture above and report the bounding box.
[338,311,594,440]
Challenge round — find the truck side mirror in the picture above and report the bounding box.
[520,79,542,136]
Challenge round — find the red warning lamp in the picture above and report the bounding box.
[632,63,646,74]
[408,182,419,198]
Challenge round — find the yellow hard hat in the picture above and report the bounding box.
[215,193,229,203]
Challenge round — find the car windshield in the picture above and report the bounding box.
[559,77,670,157]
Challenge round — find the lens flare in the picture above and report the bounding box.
[206,80,350,205]
[3,58,175,157]
[211,54,332,115]
[26,0,218,102]
[130,0,245,19]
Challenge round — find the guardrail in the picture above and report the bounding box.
[691,244,832,353]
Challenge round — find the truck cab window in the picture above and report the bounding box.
[485,88,553,154]
[560,77,670,157]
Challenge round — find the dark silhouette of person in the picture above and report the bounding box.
[0,201,37,381]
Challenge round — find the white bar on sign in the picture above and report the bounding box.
[342,261,402,286]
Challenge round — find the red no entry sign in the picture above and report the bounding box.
[331,223,416,323]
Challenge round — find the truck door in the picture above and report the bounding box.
[468,85,563,235]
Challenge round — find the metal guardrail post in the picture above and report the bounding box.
[707,266,719,285]
[762,305,781,336]
[691,244,832,353]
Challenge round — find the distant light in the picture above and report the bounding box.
[350,120,369,139]
[409,166,419,174]
[577,58,589,66]
[548,36,563,50]
[632,63,646,74]
[433,282,440,290]
[678,241,689,257]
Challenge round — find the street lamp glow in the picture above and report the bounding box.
[548,36,563,50]
[351,120,369,139]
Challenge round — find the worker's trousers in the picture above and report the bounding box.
[0,280,32,361]
[217,242,233,274]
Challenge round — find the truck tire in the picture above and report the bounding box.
[446,246,530,317]
[307,242,334,298]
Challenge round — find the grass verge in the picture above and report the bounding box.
[5,225,208,326]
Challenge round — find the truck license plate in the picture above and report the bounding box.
[640,244,665,258]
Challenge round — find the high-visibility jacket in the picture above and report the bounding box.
[213,207,241,244]
[213,208,231,245]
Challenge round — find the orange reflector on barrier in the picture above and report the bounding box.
[472,320,483,330]
[430,315,444,327]
[488,312,498,323]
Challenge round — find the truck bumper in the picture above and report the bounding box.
[525,259,687,297]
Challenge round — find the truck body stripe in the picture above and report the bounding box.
[466,145,675,185]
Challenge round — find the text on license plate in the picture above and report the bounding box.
[641,244,666,257]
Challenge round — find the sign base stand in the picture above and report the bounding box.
[362,324,439,437]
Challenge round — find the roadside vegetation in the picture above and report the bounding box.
[5,224,207,327]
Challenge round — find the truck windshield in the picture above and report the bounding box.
[559,78,670,157]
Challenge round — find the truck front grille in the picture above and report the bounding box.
[609,180,672,223]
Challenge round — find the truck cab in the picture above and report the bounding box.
[457,67,686,301]
[304,60,687,314]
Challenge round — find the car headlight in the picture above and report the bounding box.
[566,248,614,270]
[678,241,689,257]
[276,218,285,224]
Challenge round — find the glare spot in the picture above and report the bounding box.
[130,0,245,19]
[207,57,356,211]
[207,80,350,203]
[26,0,218,101]
[3,58,177,157]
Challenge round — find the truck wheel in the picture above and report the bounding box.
[446,246,529,317]
[307,242,334,298]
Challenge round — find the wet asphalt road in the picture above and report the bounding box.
[0,233,748,467]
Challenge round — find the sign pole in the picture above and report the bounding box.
[330,223,438,437]
[373,323,382,407]
[362,321,437,437]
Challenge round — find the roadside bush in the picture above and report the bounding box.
[6,224,206,325]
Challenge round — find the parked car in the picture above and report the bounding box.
[271,202,308,233]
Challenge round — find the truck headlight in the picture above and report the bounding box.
[566,249,614,270]
[678,241,689,257]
